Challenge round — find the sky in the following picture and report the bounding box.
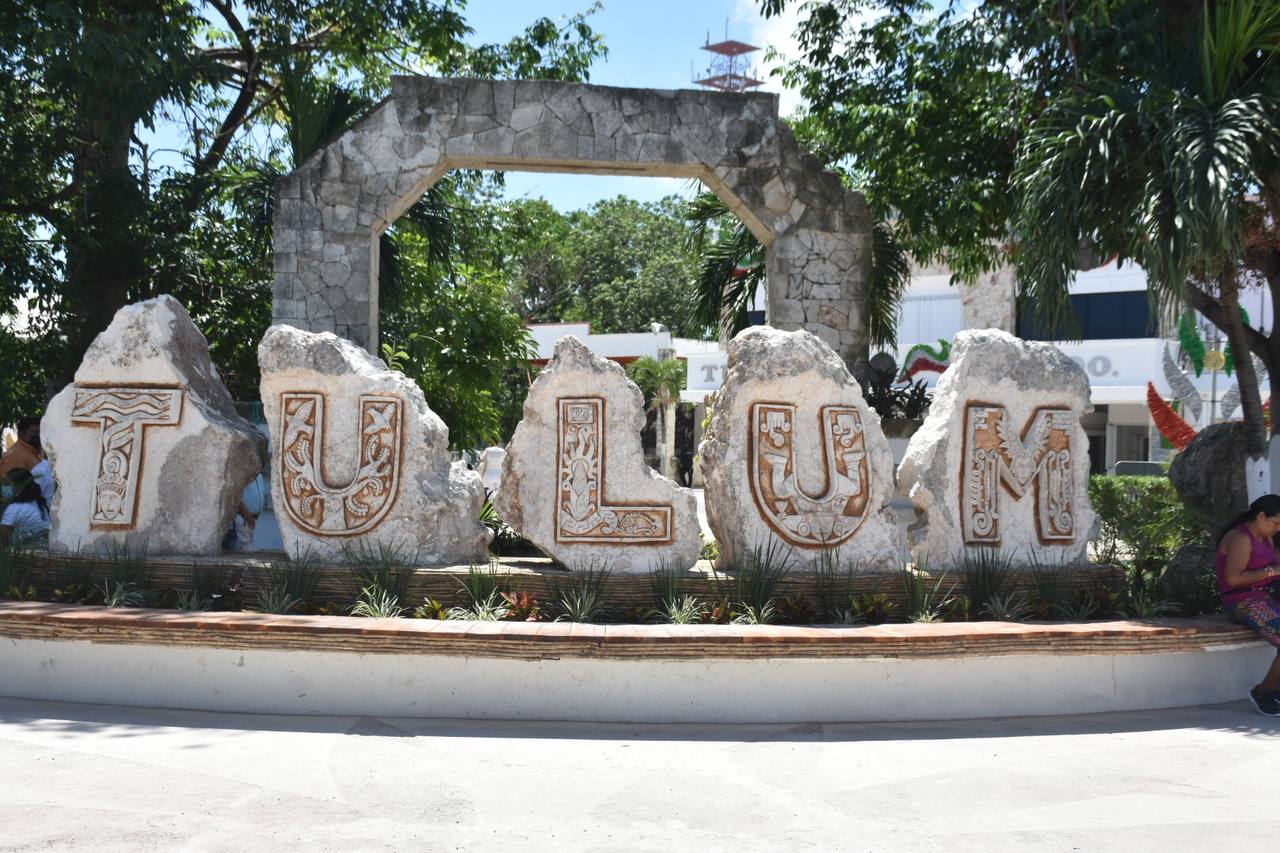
[135,1,806,212]
[459,0,805,210]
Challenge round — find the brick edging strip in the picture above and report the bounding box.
[0,602,1261,662]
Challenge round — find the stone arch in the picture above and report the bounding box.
[272,76,873,371]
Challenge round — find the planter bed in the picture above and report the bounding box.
[0,601,1268,724]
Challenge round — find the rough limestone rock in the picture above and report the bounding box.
[699,326,900,573]
[1169,421,1249,531]
[42,295,265,555]
[898,329,1096,564]
[259,325,489,563]
[495,337,701,573]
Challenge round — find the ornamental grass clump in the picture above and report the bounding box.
[96,539,150,607]
[446,590,511,621]
[266,551,321,605]
[980,591,1033,622]
[172,565,232,612]
[899,562,956,624]
[955,548,1018,620]
[342,542,415,619]
[549,560,612,623]
[0,540,36,600]
[648,559,705,624]
[458,561,512,605]
[350,585,405,619]
[714,538,793,624]
[250,583,302,615]
[812,545,864,622]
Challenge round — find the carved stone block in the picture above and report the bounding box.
[699,326,901,572]
[496,337,701,573]
[42,296,265,555]
[898,329,1096,564]
[259,324,489,563]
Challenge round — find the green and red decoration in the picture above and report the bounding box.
[1146,382,1198,450]
[899,339,951,381]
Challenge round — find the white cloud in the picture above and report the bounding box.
[731,0,806,118]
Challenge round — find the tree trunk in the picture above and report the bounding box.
[50,7,152,395]
[1218,272,1270,498]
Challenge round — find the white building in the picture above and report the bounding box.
[529,264,1272,476]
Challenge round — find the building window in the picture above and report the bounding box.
[1017,291,1153,340]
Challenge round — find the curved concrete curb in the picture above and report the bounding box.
[0,603,1270,723]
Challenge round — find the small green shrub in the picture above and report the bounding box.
[851,592,895,625]
[980,591,1032,621]
[414,597,450,619]
[1089,475,1215,616]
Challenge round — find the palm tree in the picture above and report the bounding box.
[685,191,911,381]
[1014,0,1280,493]
[626,356,687,480]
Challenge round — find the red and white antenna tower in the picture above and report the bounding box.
[692,22,764,92]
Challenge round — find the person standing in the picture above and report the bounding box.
[0,417,43,477]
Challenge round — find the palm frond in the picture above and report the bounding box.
[868,220,910,349]
[281,65,374,167]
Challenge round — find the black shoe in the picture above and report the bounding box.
[1249,686,1280,717]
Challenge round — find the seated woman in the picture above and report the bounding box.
[1217,494,1280,716]
[0,467,51,546]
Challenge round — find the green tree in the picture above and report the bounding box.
[1014,0,1280,464]
[626,356,687,477]
[0,1,605,416]
[562,196,699,335]
[761,0,1050,280]
[491,198,577,323]
[684,191,911,358]
[764,0,1280,454]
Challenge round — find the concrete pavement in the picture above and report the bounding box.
[0,697,1277,851]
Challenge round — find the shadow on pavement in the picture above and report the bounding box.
[2,695,1279,744]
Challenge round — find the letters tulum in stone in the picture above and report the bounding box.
[495,336,702,573]
[42,295,266,555]
[258,324,489,563]
[699,326,901,572]
[897,329,1097,565]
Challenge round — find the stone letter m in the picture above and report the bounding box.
[961,404,1076,546]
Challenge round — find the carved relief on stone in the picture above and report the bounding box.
[278,392,404,536]
[747,401,869,547]
[961,403,1075,546]
[556,397,672,544]
[70,386,185,528]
